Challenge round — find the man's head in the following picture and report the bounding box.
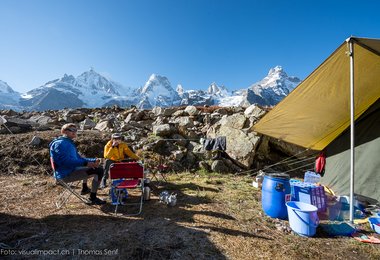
[111,133,122,145]
[111,133,122,140]
[61,123,78,139]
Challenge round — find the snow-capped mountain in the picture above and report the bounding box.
[245,66,301,106]
[0,66,301,111]
[0,80,22,110]
[207,83,229,97]
[19,69,134,111]
[179,82,231,106]
[0,80,16,94]
[137,74,181,108]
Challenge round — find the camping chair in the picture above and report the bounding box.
[50,157,91,208]
[109,162,145,215]
[151,164,169,184]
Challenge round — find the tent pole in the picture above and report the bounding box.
[348,38,355,223]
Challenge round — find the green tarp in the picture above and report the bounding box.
[322,99,380,201]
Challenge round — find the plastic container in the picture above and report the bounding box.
[304,171,321,184]
[368,217,380,234]
[109,179,129,205]
[286,201,319,237]
[291,182,326,212]
[335,196,366,220]
[261,173,291,219]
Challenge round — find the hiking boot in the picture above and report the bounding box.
[89,197,106,205]
[81,187,91,195]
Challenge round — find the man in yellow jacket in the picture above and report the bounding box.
[100,133,140,188]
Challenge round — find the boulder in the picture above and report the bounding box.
[1,118,33,134]
[199,161,211,172]
[95,120,111,131]
[28,115,55,126]
[219,114,247,130]
[184,106,199,116]
[171,134,188,147]
[211,160,230,173]
[172,150,185,161]
[162,108,177,117]
[244,104,266,119]
[80,118,96,130]
[152,140,178,156]
[29,136,41,146]
[208,125,260,168]
[172,109,185,117]
[153,124,176,137]
[172,116,194,128]
[151,106,163,117]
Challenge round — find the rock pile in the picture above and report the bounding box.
[0,105,307,174]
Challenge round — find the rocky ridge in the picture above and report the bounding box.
[0,105,309,176]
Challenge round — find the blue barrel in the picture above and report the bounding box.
[261,173,291,219]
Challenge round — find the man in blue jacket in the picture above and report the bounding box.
[49,123,105,205]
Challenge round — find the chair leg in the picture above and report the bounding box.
[115,189,122,214]
[151,172,159,181]
[161,172,168,182]
[55,180,91,208]
[56,188,73,208]
[115,186,144,216]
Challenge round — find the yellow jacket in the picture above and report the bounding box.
[104,140,140,161]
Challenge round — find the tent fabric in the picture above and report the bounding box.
[321,99,380,201]
[253,37,380,150]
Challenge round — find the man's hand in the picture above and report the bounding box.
[87,159,100,168]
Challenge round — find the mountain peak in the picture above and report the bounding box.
[247,66,301,106]
[79,68,102,78]
[207,82,228,97]
[0,80,16,94]
[76,69,120,95]
[176,84,184,96]
[138,74,180,108]
[142,74,171,93]
[267,66,287,78]
[147,73,168,82]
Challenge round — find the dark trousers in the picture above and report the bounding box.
[61,166,104,193]
[101,159,116,185]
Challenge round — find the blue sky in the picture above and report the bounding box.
[1,0,379,93]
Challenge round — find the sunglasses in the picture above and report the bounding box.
[65,128,78,133]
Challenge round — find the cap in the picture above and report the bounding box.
[111,133,122,139]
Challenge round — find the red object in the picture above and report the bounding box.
[315,151,326,174]
[157,164,169,172]
[109,162,145,215]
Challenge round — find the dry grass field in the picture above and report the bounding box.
[1,171,380,260]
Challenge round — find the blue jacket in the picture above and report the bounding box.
[49,136,96,179]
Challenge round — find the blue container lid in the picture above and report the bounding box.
[266,173,290,180]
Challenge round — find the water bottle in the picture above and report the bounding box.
[143,186,151,201]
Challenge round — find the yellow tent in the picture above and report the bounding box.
[253,37,380,151]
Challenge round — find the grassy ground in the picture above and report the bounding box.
[1,172,379,259]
